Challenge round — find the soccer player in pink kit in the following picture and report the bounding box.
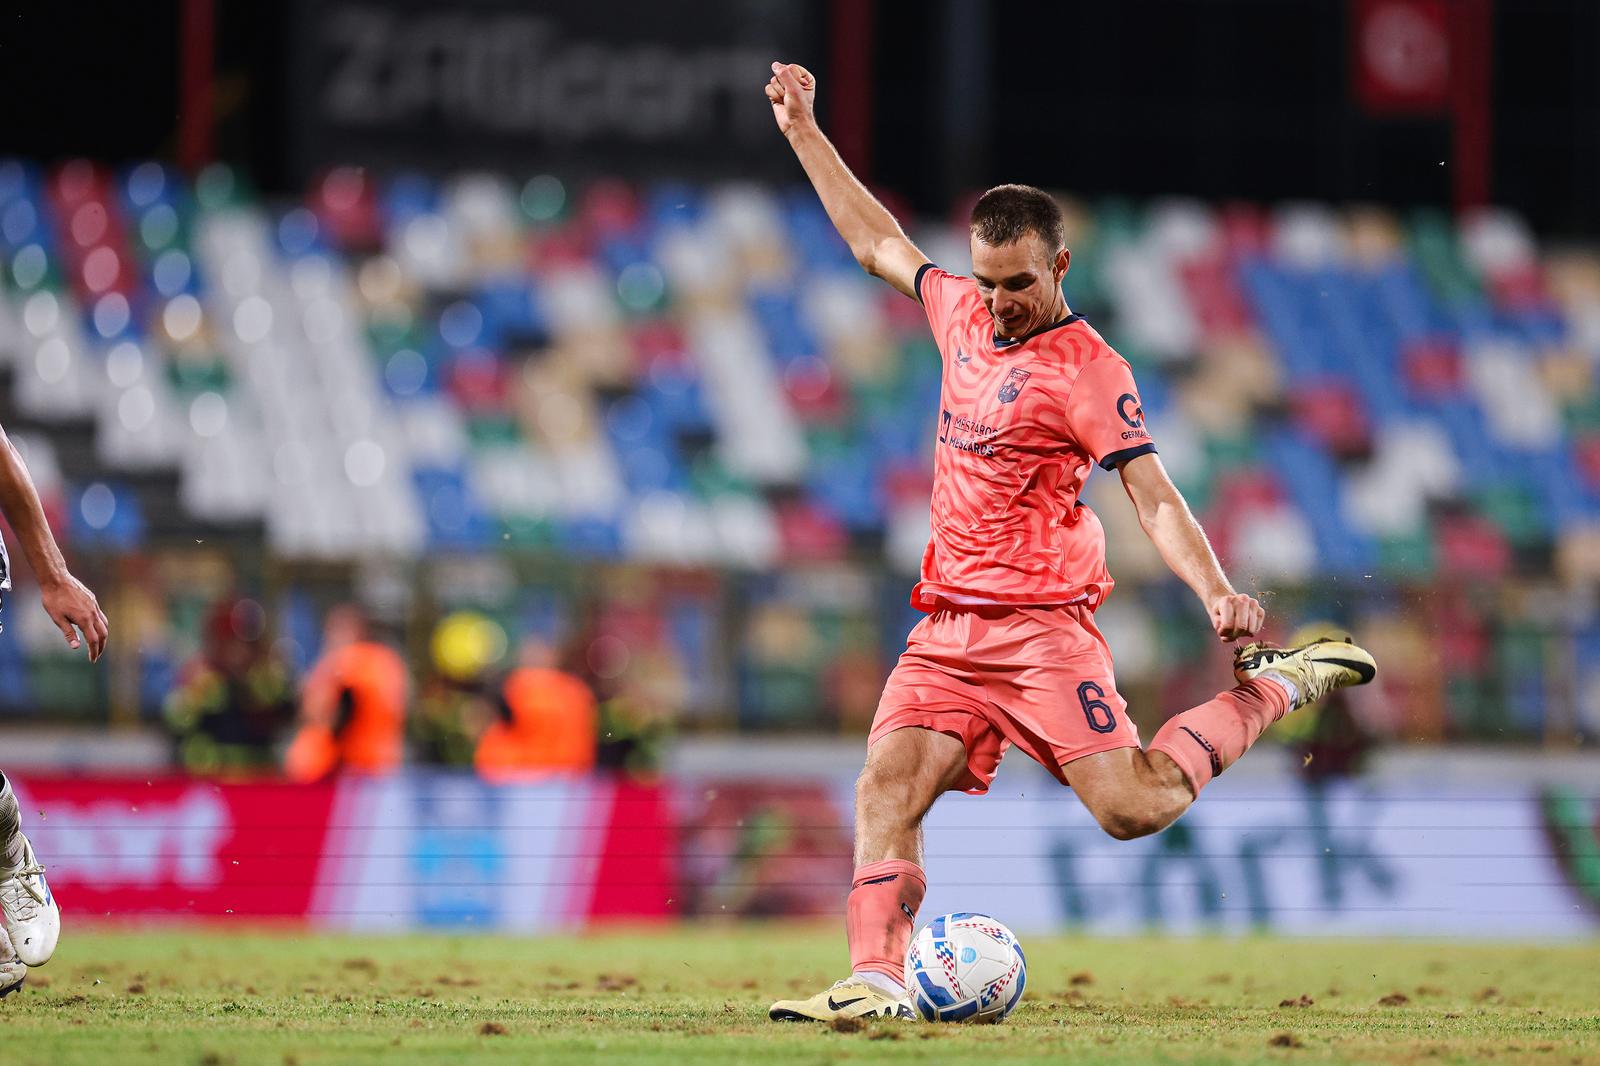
[762,62,1377,1021]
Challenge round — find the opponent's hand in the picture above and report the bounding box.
[1209,592,1265,643]
[765,61,816,137]
[41,572,108,662]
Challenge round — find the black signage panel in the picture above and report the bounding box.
[288,0,825,180]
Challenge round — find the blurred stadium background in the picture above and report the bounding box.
[0,0,1595,942]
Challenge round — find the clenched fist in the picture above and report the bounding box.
[765,61,817,137]
[1209,592,1265,643]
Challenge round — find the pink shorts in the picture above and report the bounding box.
[870,604,1141,793]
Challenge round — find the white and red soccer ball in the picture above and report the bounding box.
[904,912,1027,1023]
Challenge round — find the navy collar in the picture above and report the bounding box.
[994,312,1084,348]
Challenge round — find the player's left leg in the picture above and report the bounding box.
[1068,638,1377,839]
[1063,745,1196,839]
[0,770,60,966]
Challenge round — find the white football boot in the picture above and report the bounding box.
[0,834,59,966]
[0,926,25,998]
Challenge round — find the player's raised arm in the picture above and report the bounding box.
[0,421,108,660]
[1116,452,1265,643]
[766,61,929,300]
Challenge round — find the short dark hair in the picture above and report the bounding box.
[970,184,1065,251]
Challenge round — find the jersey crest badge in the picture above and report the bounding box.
[998,367,1031,404]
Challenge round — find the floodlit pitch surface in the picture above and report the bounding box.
[1,927,1595,1064]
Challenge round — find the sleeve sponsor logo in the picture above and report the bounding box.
[1117,392,1151,440]
[1117,393,1145,428]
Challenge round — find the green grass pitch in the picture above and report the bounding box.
[1,926,1596,1064]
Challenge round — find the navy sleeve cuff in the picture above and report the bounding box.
[914,262,937,305]
[1098,443,1157,471]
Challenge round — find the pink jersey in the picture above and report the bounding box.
[911,264,1156,612]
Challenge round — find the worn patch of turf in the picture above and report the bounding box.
[2,926,1596,1064]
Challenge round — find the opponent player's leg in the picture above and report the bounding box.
[769,726,970,1022]
[0,925,25,998]
[1068,637,1377,839]
[0,769,60,966]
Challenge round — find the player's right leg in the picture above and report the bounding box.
[768,726,972,1022]
[0,770,60,966]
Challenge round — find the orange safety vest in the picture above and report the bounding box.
[285,641,409,781]
[475,667,597,782]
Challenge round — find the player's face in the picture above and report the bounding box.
[970,234,1070,339]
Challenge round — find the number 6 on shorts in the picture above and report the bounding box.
[1077,681,1117,734]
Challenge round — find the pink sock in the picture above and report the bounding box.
[1148,678,1291,795]
[846,859,926,984]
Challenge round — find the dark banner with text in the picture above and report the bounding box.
[287,0,826,181]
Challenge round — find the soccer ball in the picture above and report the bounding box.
[904,912,1027,1022]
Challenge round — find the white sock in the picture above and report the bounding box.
[0,772,22,872]
[853,969,906,997]
[1259,672,1300,708]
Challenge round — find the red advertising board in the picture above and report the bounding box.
[14,776,340,920]
[0,769,1593,938]
[6,772,678,927]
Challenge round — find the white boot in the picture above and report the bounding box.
[0,926,25,998]
[0,835,59,966]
